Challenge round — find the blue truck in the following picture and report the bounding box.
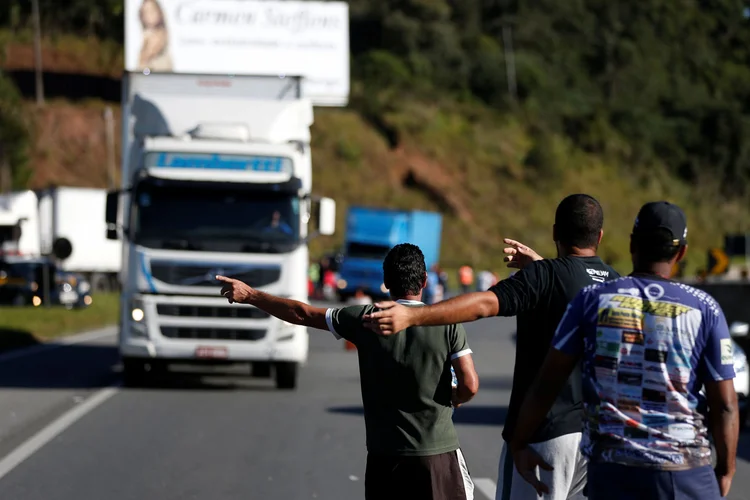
[336,207,442,301]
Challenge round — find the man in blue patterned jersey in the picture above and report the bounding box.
[509,201,739,500]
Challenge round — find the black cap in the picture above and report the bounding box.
[632,201,688,246]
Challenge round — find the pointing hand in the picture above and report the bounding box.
[215,275,253,304]
[503,238,543,269]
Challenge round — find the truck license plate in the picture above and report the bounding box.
[195,346,229,359]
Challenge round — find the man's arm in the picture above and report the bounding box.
[363,292,499,335]
[705,379,738,497]
[508,293,587,495]
[699,308,739,497]
[452,354,479,406]
[216,275,328,331]
[449,323,478,406]
[363,260,549,335]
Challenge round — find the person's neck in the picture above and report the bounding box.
[631,261,673,279]
[559,246,597,258]
[392,294,423,302]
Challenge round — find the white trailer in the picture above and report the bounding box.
[0,190,41,257]
[38,186,122,291]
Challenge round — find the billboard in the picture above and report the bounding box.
[125,0,350,106]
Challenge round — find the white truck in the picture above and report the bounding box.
[0,188,120,293]
[106,72,336,389]
[38,186,122,291]
[0,190,40,257]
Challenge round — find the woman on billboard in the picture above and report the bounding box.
[138,0,173,71]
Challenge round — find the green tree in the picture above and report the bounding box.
[0,73,31,191]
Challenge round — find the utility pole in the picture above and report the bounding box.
[32,0,44,106]
[502,22,517,104]
[104,107,116,188]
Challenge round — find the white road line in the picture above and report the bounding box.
[473,477,497,500]
[0,326,117,364]
[0,386,119,481]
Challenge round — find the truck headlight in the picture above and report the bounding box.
[131,298,145,322]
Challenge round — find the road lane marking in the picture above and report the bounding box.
[474,477,497,499]
[0,326,116,364]
[0,386,119,481]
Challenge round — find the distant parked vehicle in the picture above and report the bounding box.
[0,256,92,309]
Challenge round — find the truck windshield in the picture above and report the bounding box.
[346,242,390,260]
[132,182,300,254]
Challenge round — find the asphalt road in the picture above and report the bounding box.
[1,305,750,499]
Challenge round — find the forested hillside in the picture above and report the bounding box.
[1,1,750,274]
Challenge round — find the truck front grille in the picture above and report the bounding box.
[160,326,266,341]
[150,263,281,288]
[156,304,269,319]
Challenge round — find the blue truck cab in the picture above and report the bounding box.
[336,207,442,301]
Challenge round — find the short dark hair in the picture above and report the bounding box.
[631,228,682,263]
[383,243,426,297]
[554,194,604,249]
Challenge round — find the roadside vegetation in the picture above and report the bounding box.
[1,1,750,277]
[0,293,120,353]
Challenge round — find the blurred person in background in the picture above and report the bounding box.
[309,261,321,299]
[459,265,474,294]
[217,243,478,500]
[477,270,495,292]
[425,265,444,305]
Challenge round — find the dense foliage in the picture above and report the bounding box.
[0,72,30,190]
[3,0,750,194]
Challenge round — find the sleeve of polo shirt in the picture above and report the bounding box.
[449,323,472,360]
[699,305,736,382]
[324,305,366,343]
[489,261,551,317]
[551,290,587,357]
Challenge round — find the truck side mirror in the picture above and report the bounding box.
[318,197,336,236]
[106,190,120,240]
[730,321,749,338]
[105,191,119,225]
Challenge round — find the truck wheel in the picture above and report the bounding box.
[252,362,272,378]
[274,362,298,390]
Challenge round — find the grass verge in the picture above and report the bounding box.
[0,293,120,354]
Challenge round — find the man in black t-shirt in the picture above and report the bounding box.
[363,194,620,500]
[217,243,479,500]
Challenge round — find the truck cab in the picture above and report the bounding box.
[336,207,442,301]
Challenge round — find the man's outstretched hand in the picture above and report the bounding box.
[503,238,543,269]
[216,275,254,304]
[362,301,415,335]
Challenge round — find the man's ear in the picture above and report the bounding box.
[676,245,688,263]
[552,223,558,243]
[629,234,635,255]
[422,272,428,290]
[597,229,604,246]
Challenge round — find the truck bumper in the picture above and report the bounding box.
[120,294,309,364]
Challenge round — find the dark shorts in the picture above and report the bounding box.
[365,449,474,500]
[587,462,721,500]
